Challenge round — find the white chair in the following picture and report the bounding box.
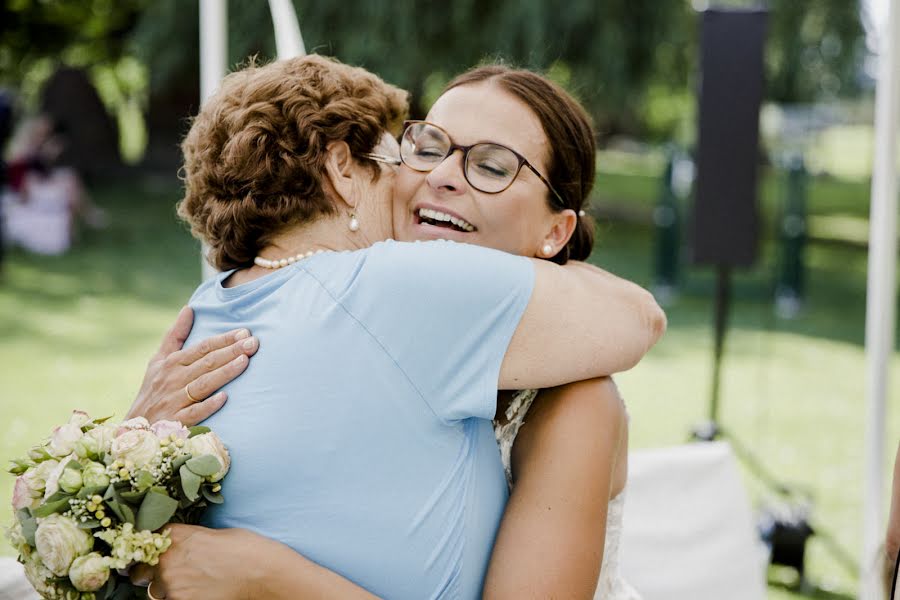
[620,441,768,600]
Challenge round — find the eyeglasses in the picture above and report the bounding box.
[398,120,565,206]
[361,152,401,166]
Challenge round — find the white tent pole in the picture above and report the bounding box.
[860,0,900,597]
[268,0,306,59]
[198,0,228,281]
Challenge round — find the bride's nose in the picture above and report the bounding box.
[425,151,467,195]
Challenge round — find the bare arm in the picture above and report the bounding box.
[484,378,627,599]
[499,260,666,390]
[132,525,380,600]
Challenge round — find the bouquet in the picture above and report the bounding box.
[5,411,230,599]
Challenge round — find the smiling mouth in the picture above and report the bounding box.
[416,208,476,233]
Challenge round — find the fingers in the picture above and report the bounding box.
[177,391,228,427]
[173,328,253,367]
[129,562,155,587]
[155,306,194,359]
[187,349,252,400]
[185,336,259,383]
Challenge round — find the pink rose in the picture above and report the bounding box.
[68,410,91,428]
[12,475,34,509]
[48,423,83,457]
[150,420,189,441]
[111,429,159,468]
[116,417,150,436]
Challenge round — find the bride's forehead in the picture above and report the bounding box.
[426,84,548,152]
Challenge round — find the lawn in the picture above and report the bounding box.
[1,167,897,599]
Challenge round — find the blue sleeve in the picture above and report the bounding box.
[330,240,534,423]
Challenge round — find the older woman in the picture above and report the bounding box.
[129,55,663,600]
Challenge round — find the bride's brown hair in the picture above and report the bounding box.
[442,66,596,265]
[178,55,408,270]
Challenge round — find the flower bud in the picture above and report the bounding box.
[58,468,83,494]
[185,433,231,482]
[81,462,110,489]
[68,552,110,592]
[74,436,100,460]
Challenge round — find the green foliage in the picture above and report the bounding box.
[2,0,868,142]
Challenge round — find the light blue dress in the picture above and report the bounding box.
[185,240,534,599]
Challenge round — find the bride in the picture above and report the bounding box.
[128,56,660,599]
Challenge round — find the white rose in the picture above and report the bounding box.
[151,420,190,441]
[34,514,94,577]
[68,552,110,592]
[48,423,83,458]
[68,410,92,428]
[22,553,56,597]
[111,429,160,468]
[5,519,28,554]
[43,456,72,500]
[186,433,231,482]
[85,423,118,455]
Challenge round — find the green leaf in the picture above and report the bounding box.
[136,490,179,532]
[77,519,101,530]
[78,485,108,500]
[188,425,211,438]
[200,486,224,505]
[32,497,72,518]
[170,454,190,471]
[44,490,71,504]
[65,460,84,472]
[119,489,148,503]
[105,498,126,523]
[17,510,37,546]
[133,469,155,491]
[119,501,136,525]
[185,455,220,478]
[179,465,201,502]
[103,484,116,501]
[8,459,33,475]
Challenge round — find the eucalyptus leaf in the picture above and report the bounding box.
[120,501,136,525]
[17,510,37,546]
[188,426,210,438]
[136,490,179,532]
[32,497,72,518]
[185,455,220,478]
[179,465,201,502]
[106,498,126,523]
[134,470,155,491]
[119,489,148,503]
[65,460,84,472]
[103,484,116,501]
[78,485,108,500]
[200,486,224,505]
[171,454,190,471]
[77,519,101,530]
[44,491,71,504]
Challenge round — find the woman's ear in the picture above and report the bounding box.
[323,141,357,209]
[539,209,578,257]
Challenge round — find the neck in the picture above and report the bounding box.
[261,215,368,259]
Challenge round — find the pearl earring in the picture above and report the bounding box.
[542,244,553,256]
[348,213,360,232]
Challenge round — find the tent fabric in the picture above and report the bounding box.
[620,441,768,600]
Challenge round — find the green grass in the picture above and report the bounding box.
[1,172,897,599]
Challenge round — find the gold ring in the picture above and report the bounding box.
[147,580,165,600]
[184,384,200,403]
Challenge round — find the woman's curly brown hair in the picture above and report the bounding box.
[178,55,408,270]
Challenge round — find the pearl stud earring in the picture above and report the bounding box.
[542,244,553,256]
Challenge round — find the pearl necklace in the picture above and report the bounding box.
[254,249,329,269]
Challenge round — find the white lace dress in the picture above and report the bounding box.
[493,389,642,599]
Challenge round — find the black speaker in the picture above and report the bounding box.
[691,9,767,267]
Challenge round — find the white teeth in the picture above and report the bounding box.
[418,208,475,232]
